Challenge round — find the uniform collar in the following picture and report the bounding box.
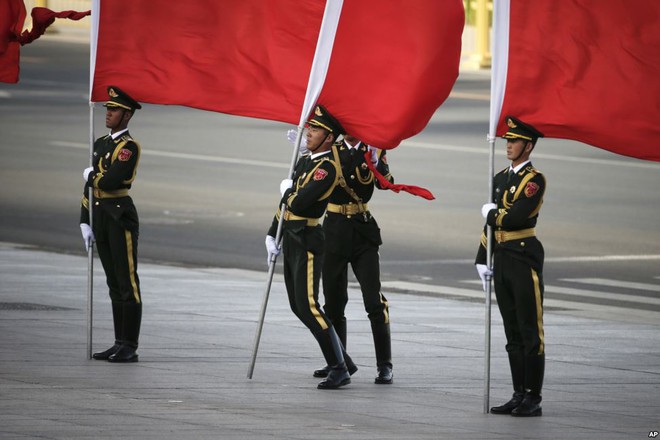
[310,150,332,160]
[510,160,531,174]
[110,128,129,140]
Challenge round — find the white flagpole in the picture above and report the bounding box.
[247,0,345,379]
[86,0,101,359]
[484,0,511,413]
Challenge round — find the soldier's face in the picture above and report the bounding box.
[506,139,528,161]
[105,107,124,129]
[306,126,332,152]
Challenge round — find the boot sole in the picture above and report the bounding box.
[317,377,351,390]
[108,355,139,363]
[511,408,542,417]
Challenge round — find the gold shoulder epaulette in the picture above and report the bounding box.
[525,165,540,175]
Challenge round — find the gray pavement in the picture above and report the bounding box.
[1,242,659,439]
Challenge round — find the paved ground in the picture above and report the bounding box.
[1,241,658,439]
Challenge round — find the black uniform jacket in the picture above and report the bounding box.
[323,141,393,255]
[80,132,141,232]
[268,151,339,249]
[475,163,545,272]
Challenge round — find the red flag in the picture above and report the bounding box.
[0,4,90,84]
[92,1,327,127]
[0,0,26,83]
[92,0,464,149]
[497,0,660,162]
[17,8,90,45]
[320,0,464,149]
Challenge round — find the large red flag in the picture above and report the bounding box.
[0,0,26,83]
[91,0,464,149]
[495,0,660,162]
[319,0,464,148]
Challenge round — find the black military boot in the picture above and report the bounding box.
[313,319,357,378]
[491,351,525,414]
[511,354,544,417]
[108,302,141,363]
[372,322,393,384]
[490,391,525,415]
[92,302,123,360]
[316,326,351,389]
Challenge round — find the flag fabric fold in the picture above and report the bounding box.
[0,0,26,83]
[363,152,435,201]
[91,0,464,149]
[495,0,660,162]
[17,8,90,45]
[0,4,90,84]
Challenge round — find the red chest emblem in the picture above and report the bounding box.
[524,182,539,197]
[313,168,328,181]
[118,148,133,162]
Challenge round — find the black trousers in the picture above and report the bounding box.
[322,231,389,326]
[95,209,141,305]
[282,226,331,335]
[493,251,544,357]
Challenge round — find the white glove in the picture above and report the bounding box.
[80,223,95,251]
[367,145,379,165]
[265,235,281,264]
[287,129,308,155]
[481,203,497,219]
[475,264,493,292]
[83,166,94,181]
[280,178,293,196]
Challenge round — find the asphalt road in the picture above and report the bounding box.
[1,38,659,317]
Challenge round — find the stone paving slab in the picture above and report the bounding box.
[1,242,658,439]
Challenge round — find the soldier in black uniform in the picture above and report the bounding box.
[475,116,546,416]
[265,105,355,389]
[310,134,394,384]
[80,86,143,363]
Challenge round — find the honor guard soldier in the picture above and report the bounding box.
[475,116,547,416]
[80,86,143,363]
[265,105,356,389]
[312,135,395,384]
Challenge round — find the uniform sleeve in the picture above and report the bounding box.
[80,182,90,225]
[486,173,545,229]
[86,141,139,190]
[375,150,393,187]
[475,225,491,264]
[286,160,338,214]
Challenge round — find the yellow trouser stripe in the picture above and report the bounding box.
[381,295,390,324]
[531,268,544,354]
[125,230,140,304]
[306,251,327,330]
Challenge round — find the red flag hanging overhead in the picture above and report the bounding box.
[91,0,464,149]
[0,0,26,83]
[319,0,464,148]
[495,0,660,162]
[0,4,90,84]
[92,0,325,127]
